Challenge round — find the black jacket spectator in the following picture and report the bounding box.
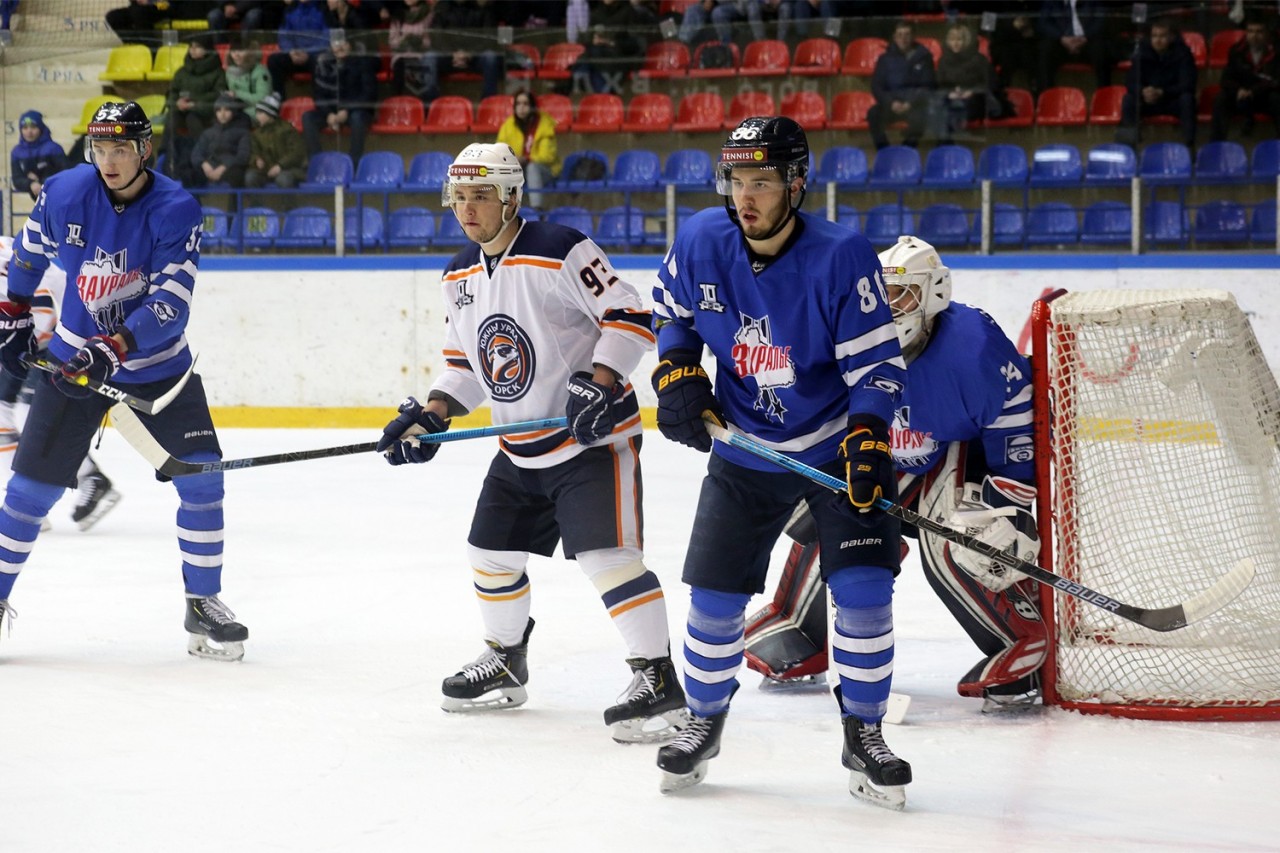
[302,33,379,164]
[1036,0,1114,91]
[867,20,936,149]
[1211,18,1280,141]
[1119,20,1197,148]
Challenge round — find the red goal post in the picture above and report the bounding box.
[1031,289,1280,721]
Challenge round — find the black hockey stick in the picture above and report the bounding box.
[111,403,568,476]
[703,420,1255,632]
[22,352,196,416]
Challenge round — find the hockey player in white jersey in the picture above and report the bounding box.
[744,236,1044,712]
[376,143,685,744]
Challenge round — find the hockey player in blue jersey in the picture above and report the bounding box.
[743,236,1044,712]
[650,116,912,809]
[0,101,247,661]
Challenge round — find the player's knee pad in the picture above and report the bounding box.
[4,473,64,519]
[576,546,646,593]
[466,544,529,593]
[171,451,223,505]
[689,586,751,633]
[828,566,894,635]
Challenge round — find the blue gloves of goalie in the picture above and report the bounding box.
[651,350,725,453]
[54,335,125,399]
[566,370,624,445]
[376,396,449,465]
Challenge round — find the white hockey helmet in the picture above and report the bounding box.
[441,143,524,208]
[879,235,952,356]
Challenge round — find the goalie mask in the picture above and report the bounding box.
[879,235,952,361]
[716,116,809,238]
[442,143,524,212]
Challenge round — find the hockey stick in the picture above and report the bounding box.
[22,352,197,416]
[111,404,569,477]
[702,420,1255,632]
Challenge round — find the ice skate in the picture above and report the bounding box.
[657,706,729,793]
[71,470,121,532]
[981,685,1042,714]
[441,618,533,712]
[841,716,912,811]
[759,671,829,692]
[603,655,689,745]
[184,594,248,662]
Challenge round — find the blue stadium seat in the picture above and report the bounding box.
[610,150,662,191]
[867,145,922,188]
[976,144,1028,186]
[1252,200,1277,244]
[1139,142,1192,183]
[921,145,975,188]
[274,207,333,249]
[596,206,651,247]
[339,206,384,250]
[560,150,609,190]
[1194,200,1249,242]
[863,204,913,244]
[917,203,970,246]
[969,203,1024,246]
[404,151,453,190]
[663,149,714,188]
[815,147,868,188]
[521,208,543,222]
[1194,141,1249,183]
[1252,139,1280,180]
[299,152,354,190]
[1085,143,1137,185]
[200,206,229,249]
[1080,201,1132,245]
[547,205,595,237]
[350,151,404,192]
[387,207,436,249]
[1025,202,1078,244]
[1029,144,1083,186]
[227,206,279,251]
[434,213,469,247]
[1144,201,1188,244]
[835,204,860,232]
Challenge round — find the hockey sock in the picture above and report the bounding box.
[683,586,751,717]
[173,456,224,597]
[0,474,63,598]
[580,547,669,660]
[828,566,896,722]
[468,544,532,648]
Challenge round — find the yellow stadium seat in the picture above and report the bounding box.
[99,44,153,83]
[146,44,188,82]
[72,95,117,135]
[135,94,167,130]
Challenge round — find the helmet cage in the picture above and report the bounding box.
[881,265,951,354]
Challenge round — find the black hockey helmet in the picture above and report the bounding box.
[715,115,810,200]
[84,101,153,161]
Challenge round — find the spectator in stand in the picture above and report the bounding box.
[931,22,1008,143]
[570,0,659,95]
[207,2,282,44]
[388,0,432,96]
[769,0,837,42]
[679,0,765,46]
[105,0,213,48]
[164,33,227,180]
[1117,17,1197,150]
[266,0,330,96]
[1036,0,1114,93]
[1211,14,1280,142]
[324,0,374,51]
[10,111,68,202]
[245,93,309,188]
[190,93,252,188]
[225,38,272,116]
[302,29,378,165]
[867,18,936,150]
[989,3,1041,92]
[496,89,561,208]
[417,0,505,106]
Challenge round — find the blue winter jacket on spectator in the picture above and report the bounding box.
[10,110,68,198]
[278,0,329,55]
[871,41,936,107]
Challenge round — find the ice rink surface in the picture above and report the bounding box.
[3,429,1276,853]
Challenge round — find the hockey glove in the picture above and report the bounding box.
[566,370,624,445]
[376,396,449,465]
[839,418,894,516]
[0,299,36,380]
[54,335,126,399]
[651,350,725,453]
[948,476,1040,592]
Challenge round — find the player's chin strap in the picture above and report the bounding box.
[723,182,808,242]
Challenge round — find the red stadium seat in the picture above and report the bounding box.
[507,43,539,81]
[671,91,725,133]
[472,94,512,134]
[1089,85,1125,125]
[372,95,425,135]
[984,87,1033,128]
[1036,86,1087,127]
[828,91,873,131]
[779,90,826,130]
[621,93,674,133]
[571,93,624,133]
[739,39,790,77]
[790,38,840,76]
[419,96,472,133]
[538,42,585,80]
[637,40,690,79]
[916,36,942,65]
[842,37,886,76]
[688,41,740,78]
[279,96,313,133]
[723,90,776,129]
[537,93,574,129]
[1209,30,1243,69]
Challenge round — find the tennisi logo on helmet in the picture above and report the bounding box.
[86,122,127,137]
[449,164,490,177]
[720,148,766,163]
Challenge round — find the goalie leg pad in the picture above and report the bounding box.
[744,539,829,682]
[956,632,1048,698]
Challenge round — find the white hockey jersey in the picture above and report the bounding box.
[431,218,654,469]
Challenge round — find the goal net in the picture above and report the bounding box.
[1031,289,1280,720]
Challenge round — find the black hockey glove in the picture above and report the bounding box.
[651,349,725,453]
[839,417,894,516]
[0,299,36,380]
[566,370,624,445]
[54,335,125,399]
[376,396,449,465]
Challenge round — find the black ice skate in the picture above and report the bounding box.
[656,705,730,793]
[841,715,912,810]
[72,470,121,532]
[603,655,689,745]
[184,595,248,662]
[441,618,533,712]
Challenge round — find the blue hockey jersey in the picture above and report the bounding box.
[653,207,905,472]
[892,302,1034,481]
[7,163,202,383]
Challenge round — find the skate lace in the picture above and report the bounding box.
[665,713,712,755]
[76,474,104,506]
[198,596,238,626]
[858,723,898,765]
[616,665,657,704]
[461,647,516,685]
[0,601,15,637]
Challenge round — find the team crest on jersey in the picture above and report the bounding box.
[477,314,536,402]
[732,313,794,422]
[65,223,86,248]
[697,283,724,313]
[455,278,474,308]
[149,301,179,325]
[891,406,940,469]
[77,247,145,331]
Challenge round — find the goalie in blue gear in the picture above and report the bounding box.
[743,235,1045,713]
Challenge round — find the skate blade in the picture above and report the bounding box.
[659,763,708,794]
[758,673,829,692]
[848,771,906,811]
[610,708,691,745]
[441,685,528,713]
[75,490,121,532]
[981,692,1042,715]
[187,634,245,662]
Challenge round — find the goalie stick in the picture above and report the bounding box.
[702,420,1255,633]
[110,404,569,477]
[23,352,196,415]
